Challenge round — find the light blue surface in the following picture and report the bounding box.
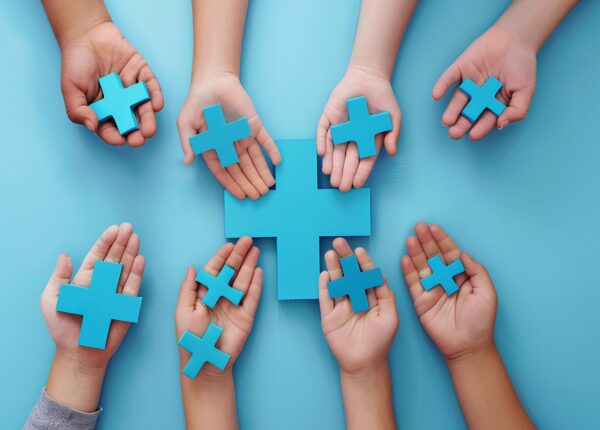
[178,323,231,379]
[421,255,465,296]
[56,261,142,350]
[89,72,150,135]
[459,76,506,122]
[189,103,251,167]
[1,0,599,429]
[328,255,383,312]
[224,139,371,300]
[197,265,243,308]
[330,96,392,158]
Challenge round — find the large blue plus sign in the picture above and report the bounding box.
[421,255,465,295]
[459,76,506,122]
[56,261,143,350]
[189,104,251,168]
[178,323,231,379]
[328,255,383,313]
[330,96,392,158]
[224,139,371,300]
[197,265,243,309]
[89,72,150,135]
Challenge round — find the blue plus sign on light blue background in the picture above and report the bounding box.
[189,103,251,167]
[328,255,383,312]
[459,76,506,122]
[89,72,150,135]
[56,261,143,350]
[178,323,231,379]
[224,139,371,300]
[421,255,465,295]
[330,96,392,158]
[197,265,243,308]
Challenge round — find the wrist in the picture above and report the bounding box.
[340,360,390,385]
[44,0,111,48]
[191,66,240,84]
[346,63,391,82]
[445,342,498,373]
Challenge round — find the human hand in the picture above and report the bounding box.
[317,67,402,192]
[177,73,281,200]
[319,238,399,375]
[401,223,497,363]
[175,236,263,379]
[433,25,537,140]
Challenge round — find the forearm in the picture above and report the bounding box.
[41,0,111,47]
[495,0,579,52]
[340,363,396,430]
[348,0,419,79]
[448,344,535,430]
[191,0,248,80]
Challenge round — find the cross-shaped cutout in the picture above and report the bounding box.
[89,72,151,135]
[327,255,383,313]
[197,265,243,308]
[421,255,465,295]
[224,139,371,300]
[330,96,392,158]
[56,261,143,350]
[178,323,231,379]
[189,104,251,167]
[458,76,506,122]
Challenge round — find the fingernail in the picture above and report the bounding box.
[85,120,94,132]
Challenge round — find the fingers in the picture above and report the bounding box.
[332,237,353,258]
[121,255,145,296]
[316,114,330,156]
[247,143,275,187]
[353,246,379,309]
[318,271,334,317]
[72,225,119,284]
[322,129,334,175]
[130,101,156,147]
[223,237,254,272]
[242,267,263,315]
[442,89,470,128]
[203,154,246,200]
[433,62,461,100]
[401,254,424,301]
[176,110,199,165]
[353,155,377,189]
[405,236,431,278]
[62,81,98,132]
[330,143,346,188]
[225,163,260,200]
[45,254,74,297]
[339,144,359,192]
[138,64,164,113]
[414,222,443,261]
[238,147,269,196]
[177,266,199,311]
[383,107,401,156]
[468,111,497,141]
[232,246,260,294]
[117,233,140,292]
[97,122,127,146]
[203,242,236,276]
[448,116,472,140]
[497,87,534,129]
[255,126,281,165]
[429,223,468,286]
[373,276,397,316]
[104,223,134,263]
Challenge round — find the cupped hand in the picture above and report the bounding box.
[319,238,399,374]
[41,223,145,370]
[401,223,497,362]
[433,25,537,140]
[317,66,402,192]
[177,73,281,200]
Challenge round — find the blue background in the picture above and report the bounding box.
[1,0,599,428]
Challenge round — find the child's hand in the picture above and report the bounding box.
[177,73,281,200]
[433,25,536,140]
[175,236,263,379]
[401,223,497,362]
[319,238,399,375]
[60,22,164,146]
[317,67,402,192]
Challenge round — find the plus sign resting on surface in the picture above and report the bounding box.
[458,76,507,123]
[178,323,231,379]
[224,139,371,300]
[56,261,143,350]
[197,265,243,309]
[327,255,383,313]
[189,104,252,168]
[330,96,392,158]
[89,72,151,135]
[421,255,465,296]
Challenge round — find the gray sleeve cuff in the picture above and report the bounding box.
[24,388,101,430]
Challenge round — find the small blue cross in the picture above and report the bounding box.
[89,72,151,135]
[421,255,465,295]
[330,96,392,158]
[178,323,231,379]
[56,261,143,350]
[328,255,383,313]
[224,139,371,300]
[197,265,243,308]
[458,76,506,122]
[189,104,251,167]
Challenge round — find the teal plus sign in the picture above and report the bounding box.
[56,261,143,350]
[330,96,392,158]
[459,76,506,122]
[189,104,251,167]
[197,265,243,309]
[89,72,150,135]
[224,139,371,300]
[328,255,383,313]
[421,255,465,295]
[178,323,231,379]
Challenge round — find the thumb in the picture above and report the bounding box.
[45,254,73,298]
[383,108,402,156]
[62,82,99,132]
[496,87,534,129]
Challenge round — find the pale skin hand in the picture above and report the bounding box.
[42,0,164,147]
[177,0,280,200]
[41,223,145,412]
[401,222,535,430]
[319,238,398,430]
[175,236,263,430]
[433,0,579,140]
